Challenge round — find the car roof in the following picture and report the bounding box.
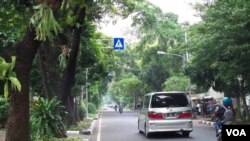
[145,91,187,96]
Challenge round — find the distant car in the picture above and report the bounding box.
[138,91,193,138]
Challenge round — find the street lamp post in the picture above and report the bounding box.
[157,51,188,65]
[157,50,191,103]
[157,51,187,60]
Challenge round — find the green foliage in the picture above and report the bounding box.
[130,1,187,92]
[0,56,21,99]
[30,97,67,141]
[68,121,91,131]
[51,137,82,141]
[163,74,190,91]
[0,2,29,48]
[88,102,97,114]
[187,0,250,93]
[30,4,62,41]
[132,1,183,52]
[109,75,146,106]
[78,103,85,120]
[80,101,96,117]
[35,136,82,141]
[0,96,8,125]
[58,53,69,70]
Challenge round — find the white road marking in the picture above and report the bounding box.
[97,113,102,141]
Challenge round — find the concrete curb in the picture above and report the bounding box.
[198,120,215,127]
[82,112,100,135]
[67,112,100,136]
[82,119,96,135]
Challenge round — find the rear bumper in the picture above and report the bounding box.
[147,119,193,133]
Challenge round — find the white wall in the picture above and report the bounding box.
[206,88,224,99]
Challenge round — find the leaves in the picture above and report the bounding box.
[30,4,62,41]
[9,77,21,92]
[0,56,21,99]
[0,58,8,79]
[163,74,191,92]
[187,0,250,93]
[0,2,28,48]
[58,53,68,70]
[4,83,8,100]
[0,96,8,124]
[30,97,66,140]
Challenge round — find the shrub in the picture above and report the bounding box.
[0,97,8,127]
[78,105,85,120]
[88,103,97,114]
[68,121,91,131]
[30,97,67,141]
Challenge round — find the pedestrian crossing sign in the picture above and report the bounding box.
[113,38,124,50]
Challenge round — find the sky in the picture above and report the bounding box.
[148,0,201,24]
[98,0,202,43]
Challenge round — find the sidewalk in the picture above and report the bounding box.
[0,129,5,141]
[195,115,216,127]
[67,113,100,141]
[0,113,100,141]
[196,115,250,127]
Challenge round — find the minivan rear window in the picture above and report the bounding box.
[151,93,189,108]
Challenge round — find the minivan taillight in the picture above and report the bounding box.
[148,112,164,119]
[178,111,192,118]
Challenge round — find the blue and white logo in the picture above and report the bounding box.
[113,38,124,50]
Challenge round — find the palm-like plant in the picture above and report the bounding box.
[30,97,67,141]
[0,56,21,99]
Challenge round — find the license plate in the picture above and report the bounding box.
[165,113,177,118]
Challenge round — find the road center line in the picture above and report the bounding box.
[97,113,102,141]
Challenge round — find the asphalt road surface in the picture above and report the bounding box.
[88,110,217,141]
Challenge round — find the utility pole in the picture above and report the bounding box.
[86,68,88,120]
[80,85,84,120]
[185,31,189,62]
[185,30,192,106]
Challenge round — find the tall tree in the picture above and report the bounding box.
[131,1,185,91]
[187,0,250,118]
[4,0,63,140]
[1,0,145,140]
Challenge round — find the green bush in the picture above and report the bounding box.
[51,137,82,141]
[30,97,67,141]
[78,105,85,120]
[68,121,91,131]
[0,97,8,126]
[88,103,97,114]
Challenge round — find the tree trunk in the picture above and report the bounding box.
[38,46,51,98]
[59,7,86,125]
[5,28,40,141]
[236,96,240,110]
[239,84,250,119]
[133,93,140,110]
[78,86,84,120]
[240,93,249,119]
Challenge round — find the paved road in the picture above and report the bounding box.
[88,110,217,141]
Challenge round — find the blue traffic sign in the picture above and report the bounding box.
[113,38,124,50]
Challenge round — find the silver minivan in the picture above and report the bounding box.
[138,91,193,138]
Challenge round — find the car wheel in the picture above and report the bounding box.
[144,124,151,138]
[182,131,190,137]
